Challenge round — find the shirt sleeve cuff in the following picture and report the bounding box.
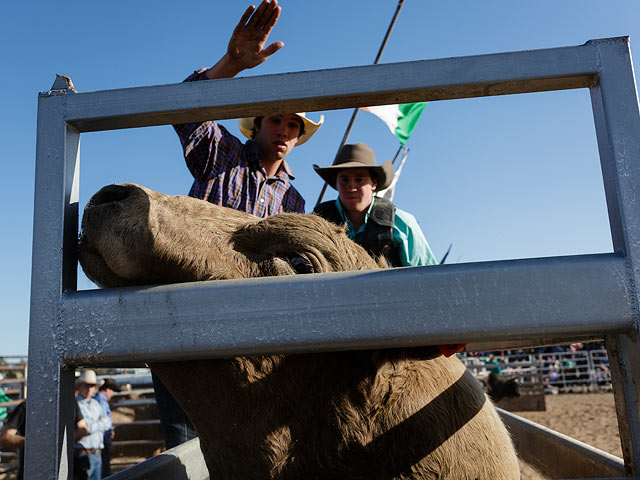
[437,344,467,357]
[183,68,210,83]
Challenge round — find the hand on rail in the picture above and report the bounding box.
[206,0,283,80]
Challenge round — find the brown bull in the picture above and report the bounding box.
[79,183,520,480]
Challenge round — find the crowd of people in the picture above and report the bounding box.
[462,340,611,393]
[0,370,120,480]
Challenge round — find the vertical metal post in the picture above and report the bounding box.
[588,351,597,391]
[25,87,81,480]
[590,37,640,476]
[606,334,640,476]
[22,362,28,400]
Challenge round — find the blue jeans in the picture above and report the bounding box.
[75,451,101,480]
[151,371,196,449]
[87,452,102,480]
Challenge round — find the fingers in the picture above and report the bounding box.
[246,0,278,30]
[262,41,284,59]
[262,2,281,35]
[233,5,256,35]
[246,1,269,28]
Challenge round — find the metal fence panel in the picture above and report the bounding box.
[26,37,640,479]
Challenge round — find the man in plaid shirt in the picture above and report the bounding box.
[158,0,324,450]
[174,0,323,218]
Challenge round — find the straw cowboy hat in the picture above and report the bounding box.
[77,369,103,387]
[238,112,324,146]
[313,143,394,191]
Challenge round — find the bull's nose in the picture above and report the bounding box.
[90,184,135,206]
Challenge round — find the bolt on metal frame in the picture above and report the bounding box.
[26,37,640,479]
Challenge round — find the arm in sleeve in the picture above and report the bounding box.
[94,395,113,432]
[392,208,437,267]
[78,401,111,435]
[94,407,112,434]
[0,402,26,448]
[172,70,244,182]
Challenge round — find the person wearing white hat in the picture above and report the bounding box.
[173,0,323,218]
[75,370,111,480]
[168,0,324,450]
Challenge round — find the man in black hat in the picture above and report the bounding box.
[93,378,121,478]
[313,143,436,268]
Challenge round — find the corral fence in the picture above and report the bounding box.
[0,356,27,478]
[462,347,613,394]
[27,36,640,480]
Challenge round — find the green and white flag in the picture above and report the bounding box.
[362,102,427,145]
[376,147,409,202]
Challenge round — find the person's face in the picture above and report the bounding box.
[336,167,377,214]
[77,382,96,399]
[255,114,302,162]
[101,387,115,401]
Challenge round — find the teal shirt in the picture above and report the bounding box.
[0,387,11,421]
[334,198,437,267]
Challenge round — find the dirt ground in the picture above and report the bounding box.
[515,392,621,479]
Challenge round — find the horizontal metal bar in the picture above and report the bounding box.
[499,408,625,478]
[61,253,633,364]
[53,38,621,133]
[108,438,209,480]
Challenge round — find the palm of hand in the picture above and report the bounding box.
[227,31,271,70]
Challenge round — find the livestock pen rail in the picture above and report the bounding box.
[462,347,613,394]
[0,356,27,478]
[0,357,27,406]
[27,37,640,479]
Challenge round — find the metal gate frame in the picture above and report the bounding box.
[26,37,640,479]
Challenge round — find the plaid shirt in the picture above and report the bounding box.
[173,70,305,218]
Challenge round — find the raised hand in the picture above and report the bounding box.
[207,1,284,79]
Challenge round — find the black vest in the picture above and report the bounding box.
[314,198,401,267]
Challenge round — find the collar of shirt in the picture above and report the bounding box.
[247,140,296,181]
[78,393,101,406]
[93,391,107,405]
[335,197,376,239]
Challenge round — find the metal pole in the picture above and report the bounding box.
[390,144,404,165]
[315,0,405,206]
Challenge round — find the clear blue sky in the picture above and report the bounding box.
[2,1,639,355]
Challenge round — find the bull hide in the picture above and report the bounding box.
[79,184,520,480]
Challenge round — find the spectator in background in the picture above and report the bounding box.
[0,377,9,468]
[75,370,111,480]
[0,375,10,460]
[0,374,10,426]
[0,399,88,480]
[94,378,120,478]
